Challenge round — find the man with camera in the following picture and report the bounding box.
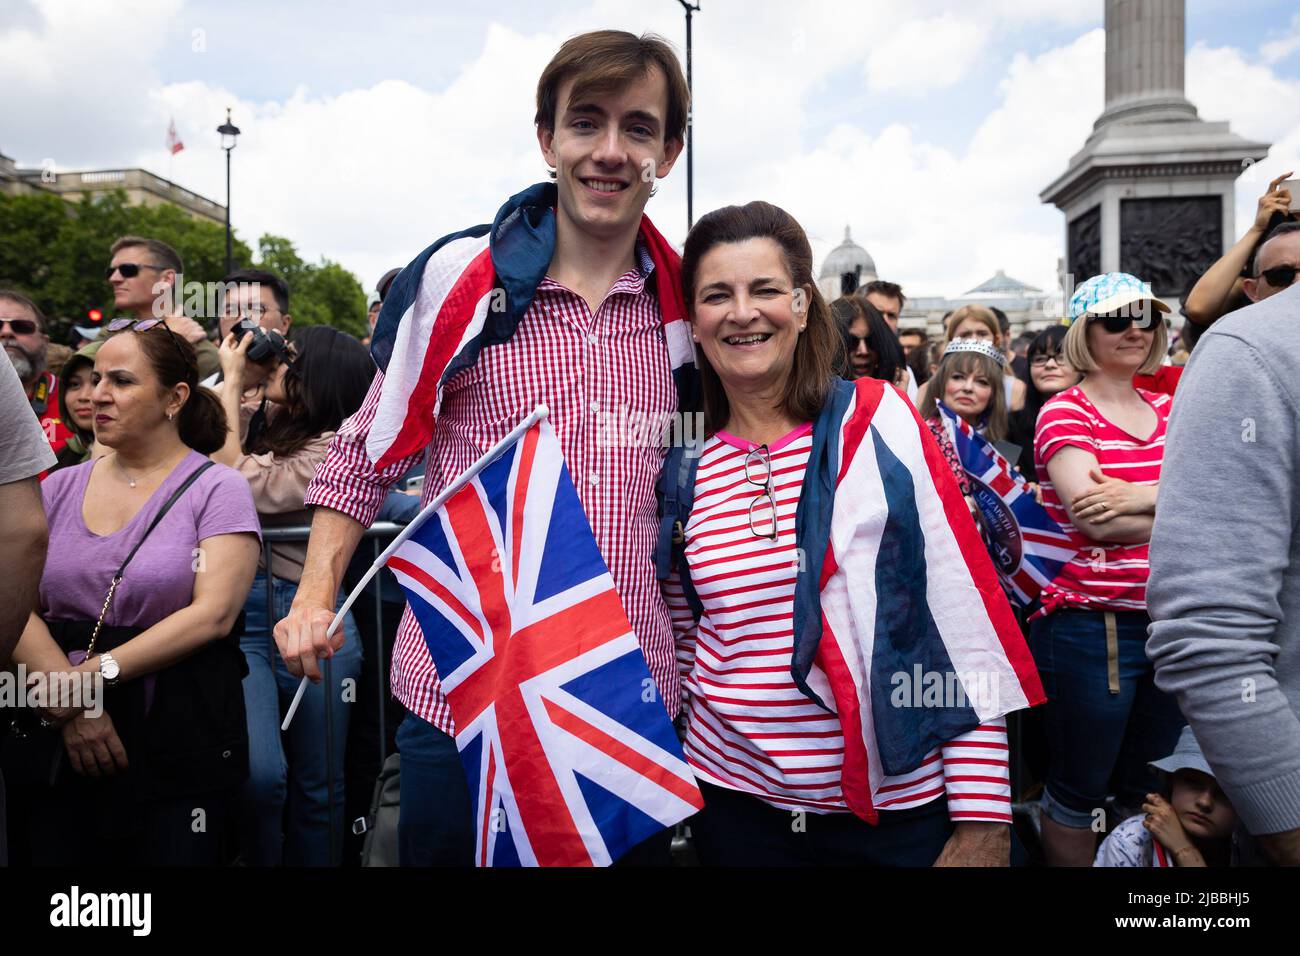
[211,269,294,390]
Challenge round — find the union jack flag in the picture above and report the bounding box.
[385,419,703,866]
[936,402,1076,605]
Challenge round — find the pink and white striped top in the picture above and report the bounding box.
[305,255,681,733]
[1033,385,1170,618]
[664,425,1011,822]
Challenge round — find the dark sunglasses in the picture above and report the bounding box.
[106,317,192,367]
[1088,313,1157,334]
[0,318,38,335]
[1261,265,1299,289]
[846,333,874,352]
[104,262,165,281]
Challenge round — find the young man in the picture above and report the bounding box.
[897,327,924,356]
[217,268,293,342]
[103,235,222,379]
[0,289,71,460]
[862,279,905,334]
[274,30,689,865]
[210,268,294,391]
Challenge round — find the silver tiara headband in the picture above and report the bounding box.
[942,338,1007,368]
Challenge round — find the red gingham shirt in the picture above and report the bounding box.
[305,247,680,733]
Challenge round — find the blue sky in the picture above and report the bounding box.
[3,0,1299,299]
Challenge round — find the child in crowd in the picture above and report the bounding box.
[1094,726,1238,867]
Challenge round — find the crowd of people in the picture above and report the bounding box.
[2,28,1299,869]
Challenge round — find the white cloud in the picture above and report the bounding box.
[747,28,1106,299]
[1188,41,1300,240]
[864,15,991,94]
[1260,13,1300,65]
[3,0,1298,309]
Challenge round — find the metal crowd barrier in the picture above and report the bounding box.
[258,521,404,866]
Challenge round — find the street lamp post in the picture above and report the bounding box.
[676,0,700,230]
[217,108,241,274]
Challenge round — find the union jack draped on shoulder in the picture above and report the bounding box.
[365,182,697,471]
[658,377,1046,824]
[805,380,1045,822]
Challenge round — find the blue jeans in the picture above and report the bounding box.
[395,710,475,866]
[240,571,363,866]
[1030,609,1184,829]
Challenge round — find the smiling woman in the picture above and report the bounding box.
[658,201,1040,867]
[679,201,842,438]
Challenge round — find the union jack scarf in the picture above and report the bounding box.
[659,377,1046,823]
[365,182,696,471]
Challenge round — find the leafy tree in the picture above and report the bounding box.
[254,234,368,337]
[0,188,365,342]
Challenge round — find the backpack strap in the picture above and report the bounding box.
[654,435,704,622]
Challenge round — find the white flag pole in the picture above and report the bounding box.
[281,404,550,731]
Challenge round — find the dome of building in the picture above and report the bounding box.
[962,269,1041,297]
[819,225,877,286]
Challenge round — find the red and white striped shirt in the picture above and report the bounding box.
[664,426,1011,822]
[1033,385,1170,617]
[305,251,680,732]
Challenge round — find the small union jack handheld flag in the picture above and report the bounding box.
[936,402,1076,606]
[383,408,702,865]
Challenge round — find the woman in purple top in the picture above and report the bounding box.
[7,322,260,866]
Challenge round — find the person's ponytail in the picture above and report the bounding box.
[179,384,229,456]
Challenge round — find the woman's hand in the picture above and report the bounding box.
[61,711,129,777]
[30,665,85,727]
[1142,793,1204,866]
[1070,467,1155,525]
[1027,482,1044,505]
[219,330,253,386]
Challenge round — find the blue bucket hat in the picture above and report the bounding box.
[1149,725,1214,778]
[1065,272,1171,327]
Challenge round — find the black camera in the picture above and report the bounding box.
[233,319,291,365]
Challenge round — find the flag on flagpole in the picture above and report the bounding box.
[936,402,1075,606]
[385,417,703,866]
[166,118,184,155]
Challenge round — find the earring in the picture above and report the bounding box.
[167,412,174,421]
